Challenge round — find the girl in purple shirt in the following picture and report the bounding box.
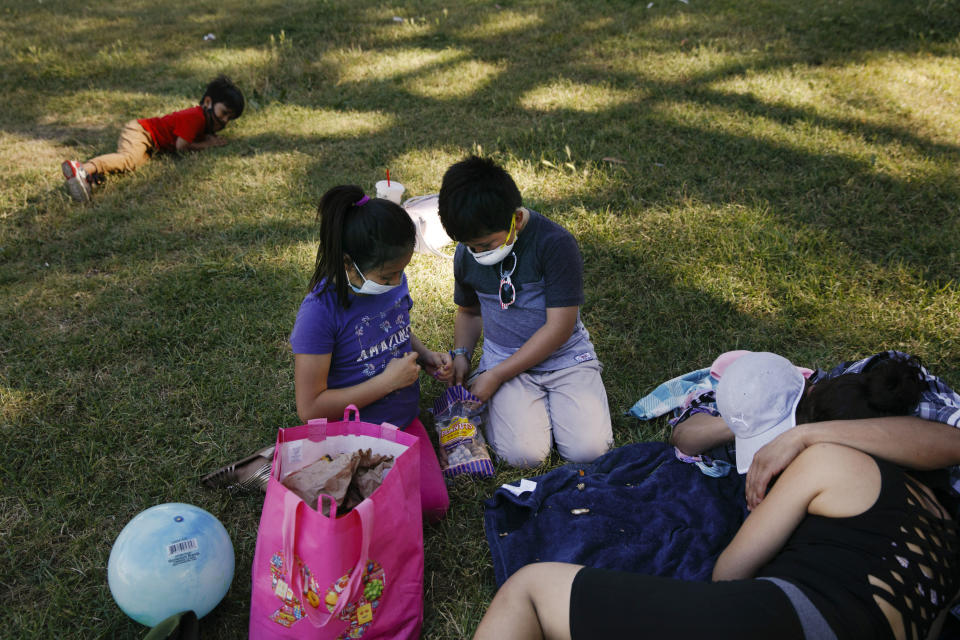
[204,185,451,521]
[289,184,452,521]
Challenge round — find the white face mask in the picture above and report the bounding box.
[347,261,400,295]
[471,241,515,266]
[470,211,519,266]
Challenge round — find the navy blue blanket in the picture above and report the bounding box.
[483,442,749,586]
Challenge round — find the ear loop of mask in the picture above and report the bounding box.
[505,211,518,244]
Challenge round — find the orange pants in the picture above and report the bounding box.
[87,120,155,175]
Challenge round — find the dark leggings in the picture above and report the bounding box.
[569,568,806,640]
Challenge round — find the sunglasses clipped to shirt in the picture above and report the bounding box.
[499,252,517,310]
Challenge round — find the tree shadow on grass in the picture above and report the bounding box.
[7,3,959,199]
[5,0,959,421]
[3,1,960,636]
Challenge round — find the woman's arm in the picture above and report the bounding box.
[745,416,960,509]
[669,413,734,455]
[294,352,420,421]
[713,443,881,581]
[713,454,819,581]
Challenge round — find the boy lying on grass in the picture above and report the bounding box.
[61,75,244,202]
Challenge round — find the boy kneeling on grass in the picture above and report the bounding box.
[61,75,245,202]
[438,155,614,468]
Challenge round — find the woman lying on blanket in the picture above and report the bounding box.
[474,352,960,640]
[672,350,960,510]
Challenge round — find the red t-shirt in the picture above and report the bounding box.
[138,106,207,151]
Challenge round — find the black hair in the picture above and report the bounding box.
[308,185,416,308]
[437,155,522,241]
[795,354,958,513]
[795,354,926,425]
[202,75,245,118]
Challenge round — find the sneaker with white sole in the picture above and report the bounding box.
[61,160,92,202]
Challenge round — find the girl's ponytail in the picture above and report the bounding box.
[309,185,367,306]
[307,185,416,307]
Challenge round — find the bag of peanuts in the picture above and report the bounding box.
[431,385,495,478]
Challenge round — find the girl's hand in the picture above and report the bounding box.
[468,369,503,403]
[421,351,453,382]
[381,352,421,392]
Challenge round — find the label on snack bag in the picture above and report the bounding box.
[439,417,477,446]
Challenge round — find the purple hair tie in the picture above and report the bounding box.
[354,195,370,207]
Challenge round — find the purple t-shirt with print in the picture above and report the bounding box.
[289,275,419,427]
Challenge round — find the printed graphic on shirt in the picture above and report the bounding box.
[353,296,412,374]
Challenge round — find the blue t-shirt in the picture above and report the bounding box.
[289,276,420,427]
[453,209,597,373]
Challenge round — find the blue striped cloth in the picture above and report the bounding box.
[627,367,713,420]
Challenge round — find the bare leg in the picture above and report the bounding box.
[474,563,583,640]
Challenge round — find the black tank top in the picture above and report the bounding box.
[759,456,959,640]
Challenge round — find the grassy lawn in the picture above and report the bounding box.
[2,0,959,637]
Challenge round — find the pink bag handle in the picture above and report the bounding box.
[339,405,402,441]
[281,491,375,628]
[296,407,400,442]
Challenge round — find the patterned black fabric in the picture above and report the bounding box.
[760,457,960,640]
[867,473,960,640]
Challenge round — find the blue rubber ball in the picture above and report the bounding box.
[108,503,234,627]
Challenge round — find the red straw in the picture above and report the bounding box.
[386,169,391,186]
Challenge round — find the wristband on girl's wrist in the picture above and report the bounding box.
[450,347,470,359]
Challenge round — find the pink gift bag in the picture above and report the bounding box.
[249,406,424,639]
